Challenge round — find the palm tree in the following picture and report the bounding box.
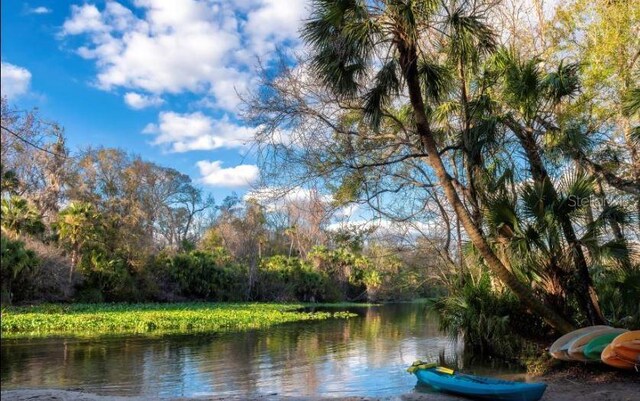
[0,195,45,236]
[57,202,99,283]
[303,0,574,332]
[491,50,607,324]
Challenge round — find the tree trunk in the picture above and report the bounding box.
[596,180,625,243]
[397,40,575,334]
[458,59,483,227]
[69,246,78,284]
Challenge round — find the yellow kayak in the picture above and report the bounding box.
[611,330,640,364]
[602,343,637,369]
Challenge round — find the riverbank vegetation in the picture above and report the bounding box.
[1,0,639,366]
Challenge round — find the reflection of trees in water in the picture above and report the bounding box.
[1,305,450,397]
[1,338,150,394]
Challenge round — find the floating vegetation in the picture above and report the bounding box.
[0,302,358,339]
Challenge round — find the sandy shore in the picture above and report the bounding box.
[3,382,639,401]
[3,370,639,401]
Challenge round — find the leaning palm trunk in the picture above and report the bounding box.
[398,41,575,334]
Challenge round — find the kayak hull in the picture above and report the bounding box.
[567,328,628,361]
[415,368,547,401]
[583,331,628,361]
[602,343,637,369]
[615,346,640,363]
[612,330,640,362]
[611,330,640,351]
[610,330,640,364]
[549,326,611,360]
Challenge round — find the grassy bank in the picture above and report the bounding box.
[0,302,360,339]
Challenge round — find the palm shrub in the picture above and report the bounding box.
[431,273,546,360]
[257,255,334,301]
[0,196,45,236]
[594,265,640,329]
[0,236,40,304]
[309,246,374,300]
[75,251,137,302]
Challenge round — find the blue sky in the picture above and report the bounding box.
[1,0,309,201]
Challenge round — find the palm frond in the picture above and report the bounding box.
[544,120,593,156]
[484,194,518,235]
[418,60,452,103]
[363,59,401,130]
[630,125,640,145]
[520,179,555,223]
[597,204,630,227]
[433,101,460,123]
[303,0,376,97]
[446,6,497,66]
[542,61,580,103]
[491,48,542,120]
[387,0,438,45]
[622,87,640,116]
[556,169,596,215]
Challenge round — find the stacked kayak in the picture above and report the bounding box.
[549,327,639,369]
[601,331,640,369]
[568,328,628,361]
[548,325,610,360]
[408,361,547,401]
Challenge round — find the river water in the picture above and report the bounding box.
[0,303,524,398]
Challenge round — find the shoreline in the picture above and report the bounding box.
[3,375,639,401]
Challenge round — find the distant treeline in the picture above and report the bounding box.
[0,98,444,304]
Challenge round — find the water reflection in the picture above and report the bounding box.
[2,304,458,397]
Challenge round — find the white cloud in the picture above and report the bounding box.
[61,0,309,112]
[244,0,309,56]
[124,92,164,109]
[1,62,32,99]
[143,111,254,152]
[29,6,52,14]
[335,203,360,219]
[197,160,259,188]
[62,4,108,35]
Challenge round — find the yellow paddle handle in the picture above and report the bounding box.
[407,362,437,373]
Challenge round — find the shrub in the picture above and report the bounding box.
[257,255,335,302]
[0,235,41,304]
[431,273,547,360]
[162,249,246,301]
[596,265,640,329]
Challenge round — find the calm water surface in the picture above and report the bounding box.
[1,304,524,398]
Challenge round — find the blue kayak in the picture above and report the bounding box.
[413,366,547,401]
